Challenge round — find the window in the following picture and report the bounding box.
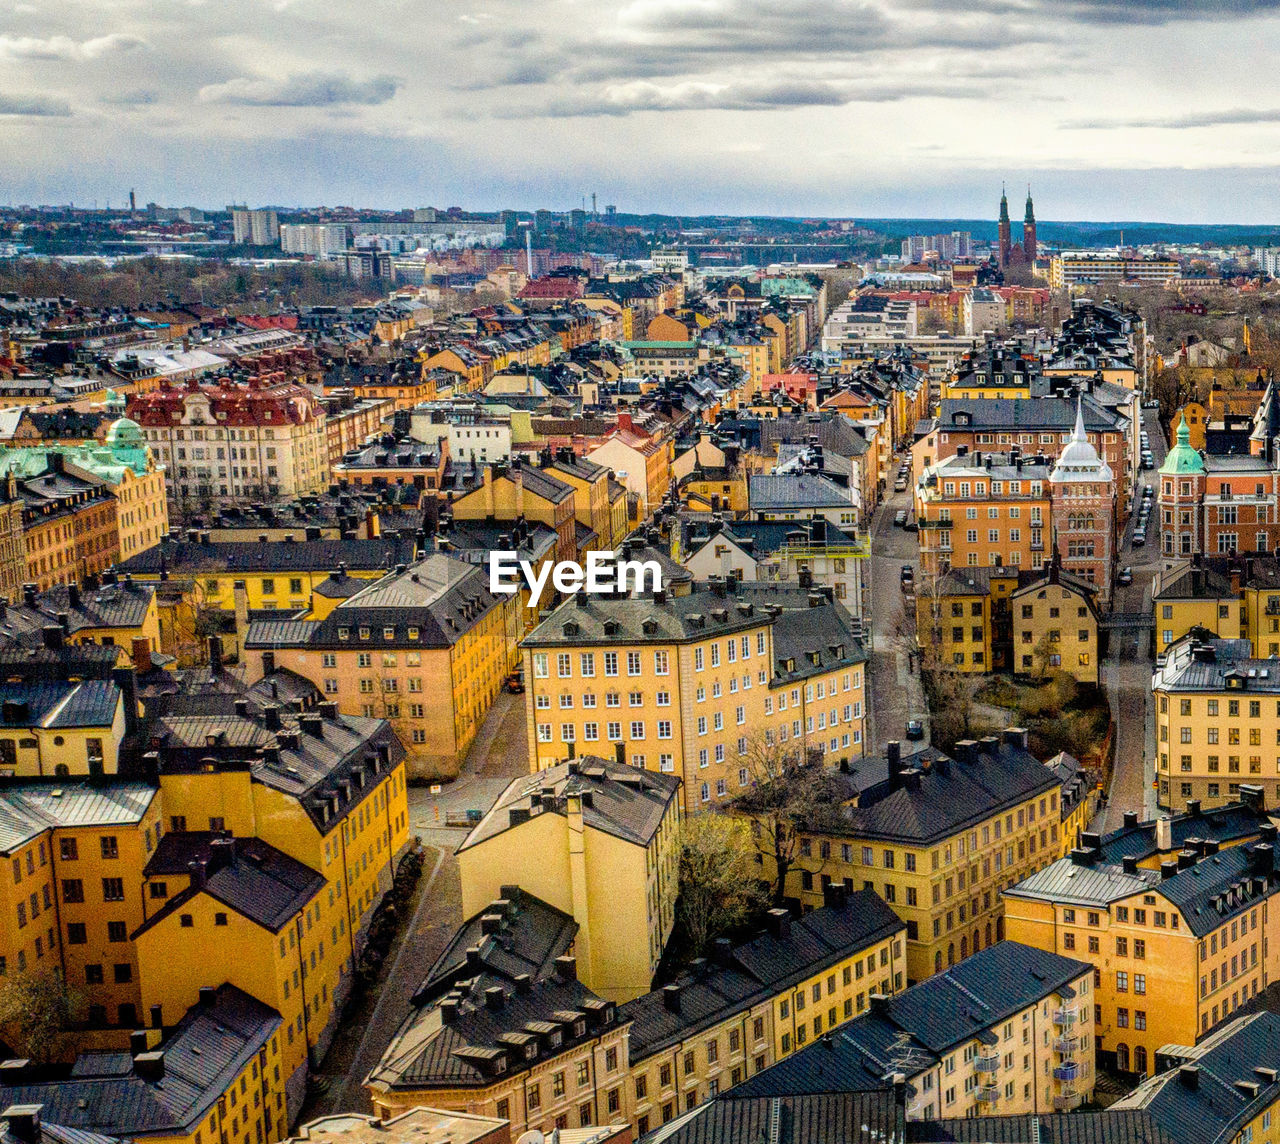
[61,878,84,903]
[100,836,118,860]
[102,878,124,901]
[59,838,77,861]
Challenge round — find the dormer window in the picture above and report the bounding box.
[383,626,395,640]
[359,627,371,640]
[338,627,350,641]
[408,627,420,640]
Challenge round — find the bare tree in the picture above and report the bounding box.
[0,969,79,1063]
[730,731,851,904]
[676,814,767,958]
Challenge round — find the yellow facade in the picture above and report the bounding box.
[1005,849,1280,1076]
[457,766,682,1003]
[523,605,866,816]
[1012,578,1100,685]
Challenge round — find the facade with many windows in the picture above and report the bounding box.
[521,582,866,815]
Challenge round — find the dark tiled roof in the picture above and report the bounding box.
[0,985,279,1138]
[817,738,1060,846]
[623,892,903,1061]
[908,1112,1175,1143]
[640,1091,900,1144]
[415,887,578,1003]
[0,680,121,729]
[734,944,1088,1101]
[1097,801,1271,865]
[245,556,499,651]
[137,833,324,935]
[459,757,680,852]
[770,601,866,684]
[748,474,852,510]
[1117,1011,1280,1144]
[117,536,419,575]
[0,645,121,681]
[0,581,154,649]
[938,395,1122,432]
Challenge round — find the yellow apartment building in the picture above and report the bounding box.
[915,567,1019,673]
[521,581,867,815]
[1152,635,1280,812]
[621,888,905,1136]
[457,757,682,1003]
[0,781,160,1036]
[720,940,1095,1121]
[1011,568,1101,686]
[778,733,1066,984]
[917,453,1053,579]
[0,984,293,1144]
[451,462,579,565]
[243,557,510,780]
[1004,831,1280,1078]
[1153,556,1280,659]
[546,454,621,551]
[0,676,126,779]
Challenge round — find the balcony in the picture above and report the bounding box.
[1054,1062,1080,1082]
[1053,1009,1077,1026]
[1054,1035,1077,1055]
[975,1085,1000,1105]
[1054,1089,1083,1112]
[975,1054,1000,1074]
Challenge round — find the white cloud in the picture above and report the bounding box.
[198,71,399,107]
[0,33,147,61]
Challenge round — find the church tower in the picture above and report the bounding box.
[998,187,1012,269]
[1023,187,1037,264]
[1049,396,1115,604]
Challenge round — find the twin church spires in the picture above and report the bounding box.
[998,184,1036,269]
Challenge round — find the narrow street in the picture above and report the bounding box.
[309,690,530,1114]
[1096,404,1168,832]
[867,475,929,752]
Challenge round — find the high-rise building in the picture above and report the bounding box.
[231,207,280,246]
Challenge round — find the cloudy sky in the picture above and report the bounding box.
[3,0,1280,220]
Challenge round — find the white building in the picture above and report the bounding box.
[280,224,352,257]
[231,208,279,246]
[963,288,1005,336]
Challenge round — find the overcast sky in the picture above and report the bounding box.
[3,0,1280,221]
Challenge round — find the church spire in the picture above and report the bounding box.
[1024,185,1035,224]
[999,184,1010,223]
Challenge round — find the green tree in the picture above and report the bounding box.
[676,814,767,959]
[0,969,79,1062]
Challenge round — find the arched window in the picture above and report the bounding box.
[1133,1045,1147,1076]
[985,922,993,947]
[960,936,968,959]
[996,917,1005,941]
[1116,1043,1130,1072]
[947,942,955,966]
[935,951,942,973]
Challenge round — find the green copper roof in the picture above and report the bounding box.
[1160,413,1205,475]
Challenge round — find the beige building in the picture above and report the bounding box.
[1011,566,1101,685]
[457,757,682,1002]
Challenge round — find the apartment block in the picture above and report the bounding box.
[521,581,867,815]
[780,732,1065,984]
[1004,827,1280,1077]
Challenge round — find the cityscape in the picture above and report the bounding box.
[10,3,1280,1139]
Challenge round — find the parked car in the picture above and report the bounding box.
[894,478,907,492]
[1133,528,1146,546]
[504,670,525,694]
[905,719,925,741]
[1144,399,1161,409]
[894,509,908,527]
[901,564,915,590]
[1118,567,1133,585]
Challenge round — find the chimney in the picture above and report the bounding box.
[132,1052,164,1082]
[1002,726,1029,750]
[40,625,62,650]
[766,907,792,939]
[149,1004,162,1029]
[1251,842,1274,872]
[188,859,207,889]
[554,955,577,983]
[131,637,152,674]
[1156,816,1173,852]
[129,1030,149,1057]
[1121,856,1138,875]
[1177,850,1197,871]
[1160,860,1179,880]
[1,1107,41,1143]
[440,998,459,1025]
[484,986,505,1012]
[1122,810,1139,829]
[1180,1065,1200,1090]
[263,704,282,731]
[662,984,682,1013]
[1186,799,1201,817]
[207,635,223,673]
[198,986,216,1009]
[886,740,903,790]
[261,650,276,676]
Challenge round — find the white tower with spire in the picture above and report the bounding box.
[1049,396,1116,604]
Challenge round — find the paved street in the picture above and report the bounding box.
[867,474,929,751]
[313,690,530,1114]
[1097,404,1168,833]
